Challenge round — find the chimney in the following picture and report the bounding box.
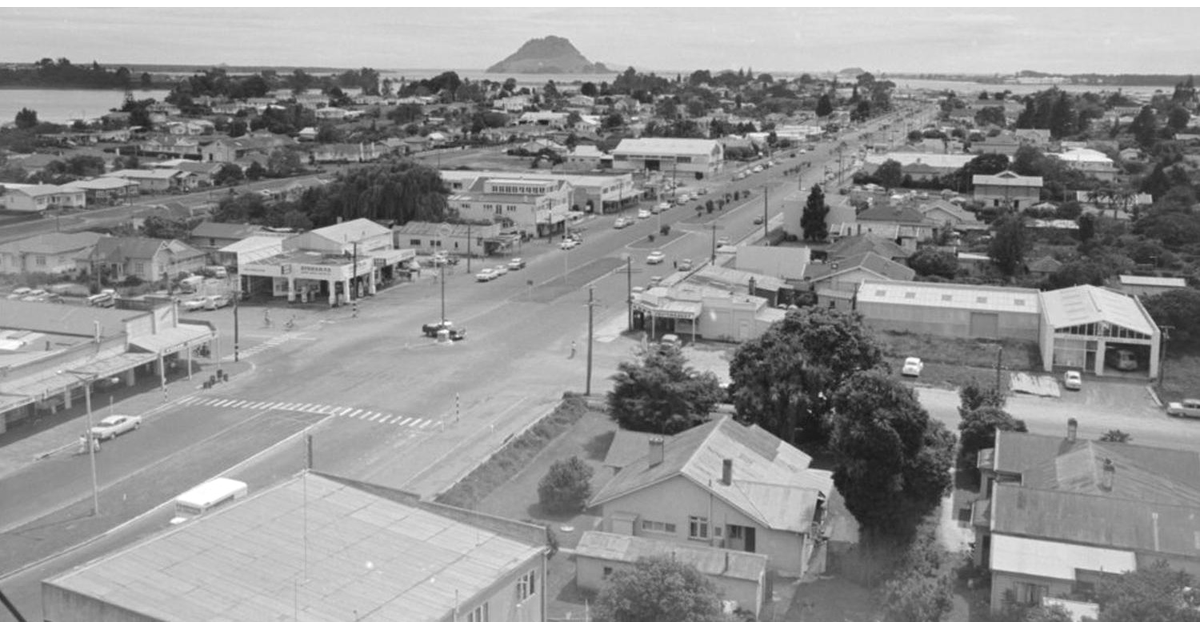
[648,436,664,468]
[1067,418,1078,442]
[1101,458,1115,491]
[722,458,733,485]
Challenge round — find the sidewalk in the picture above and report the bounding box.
[0,358,253,482]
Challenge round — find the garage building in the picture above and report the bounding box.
[856,279,1041,341]
[1038,285,1160,379]
[612,138,724,179]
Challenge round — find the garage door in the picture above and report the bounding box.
[969,312,999,338]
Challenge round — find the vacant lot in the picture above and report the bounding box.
[877,331,1040,390]
[1157,348,1200,406]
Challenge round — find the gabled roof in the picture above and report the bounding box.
[87,236,167,261]
[1039,284,1157,337]
[992,430,1200,493]
[576,531,767,582]
[856,204,930,225]
[919,200,976,223]
[1018,440,1200,506]
[309,218,392,243]
[826,233,911,261]
[1026,255,1063,274]
[806,251,916,283]
[972,170,1044,187]
[70,177,138,191]
[190,221,264,241]
[0,231,103,256]
[588,418,832,534]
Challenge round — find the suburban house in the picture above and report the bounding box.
[70,177,140,206]
[0,231,104,275]
[973,422,1200,614]
[41,472,550,622]
[972,170,1043,211]
[139,135,203,159]
[0,184,86,213]
[517,111,570,128]
[822,233,912,264]
[308,142,383,164]
[973,133,1021,156]
[849,204,937,248]
[79,237,208,282]
[864,152,975,180]
[1013,128,1052,148]
[587,417,840,576]
[1052,148,1120,182]
[106,169,195,194]
[919,200,986,231]
[1026,255,1063,279]
[800,251,916,310]
[732,245,812,283]
[200,134,294,163]
[188,222,274,252]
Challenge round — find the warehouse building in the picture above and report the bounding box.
[612,138,724,179]
[856,279,1042,341]
[1038,285,1160,379]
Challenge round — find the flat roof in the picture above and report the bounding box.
[613,137,720,156]
[857,279,1040,314]
[0,301,147,338]
[45,473,544,622]
[1118,275,1186,288]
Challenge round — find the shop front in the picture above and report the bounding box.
[241,253,376,307]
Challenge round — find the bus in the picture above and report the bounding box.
[170,478,248,525]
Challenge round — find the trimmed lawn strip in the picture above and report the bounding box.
[434,394,589,510]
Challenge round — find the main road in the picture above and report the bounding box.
[0,107,928,620]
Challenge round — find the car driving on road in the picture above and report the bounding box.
[637,208,651,219]
[679,259,693,271]
[507,258,525,270]
[559,239,578,250]
[90,414,142,441]
[646,251,665,264]
[476,268,499,281]
[1063,370,1083,391]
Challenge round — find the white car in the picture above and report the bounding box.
[753,165,763,173]
[90,414,142,441]
[614,217,628,229]
[492,265,508,277]
[476,268,497,282]
[182,296,209,311]
[901,357,923,377]
[656,202,670,213]
[205,294,230,310]
[559,239,578,250]
[678,259,693,271]
[1167,399,1200,419]
[637,209,651,220]
[1063,370,1083,391]
[646,251,666,265]
[716,236,731,247]
[508,258,526,270]
[678,194,690,204]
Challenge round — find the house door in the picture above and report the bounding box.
[728,525,756,553]
[744,526,756,553]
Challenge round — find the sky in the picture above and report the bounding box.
[1,5,1197,76]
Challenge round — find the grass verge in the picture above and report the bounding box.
[434,394,590,510]
[1156,347,1200,405]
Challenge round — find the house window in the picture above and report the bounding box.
[688,516,709,540]
[409,239,421,246]
[641,520,676,534]
[516,570,537,601]
[134,262,145,276]
[466,602,488,622]
[1010,581,1048,605]
[603,566,613,578]
[35,255,47,267]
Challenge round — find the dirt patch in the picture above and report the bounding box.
[786,576,880,622]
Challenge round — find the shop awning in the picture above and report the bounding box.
[129,324,214,355]
[633,299,703,320]
[372,248,414,266]
[0,346,152,402]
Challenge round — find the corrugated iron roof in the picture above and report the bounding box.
[575,531,768,582]
[990,532,1135,581]
[1039,284,1157,336]
[857,279,1040,314]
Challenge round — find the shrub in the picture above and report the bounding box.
[537,456,593,514]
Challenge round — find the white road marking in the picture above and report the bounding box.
[339,408,352,417]
[349,409,362,418]
[417,419,432,429]
[398,417,414,426]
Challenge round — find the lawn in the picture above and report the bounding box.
[1156,347,1200,405]
[877,330,1040,390]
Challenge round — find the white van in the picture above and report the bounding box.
[171,478,248,525]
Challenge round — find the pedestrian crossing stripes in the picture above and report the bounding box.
[175,395,435,430]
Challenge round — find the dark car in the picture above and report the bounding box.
[422,320,453,337]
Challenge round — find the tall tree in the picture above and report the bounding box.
[815,93,834,117]
[1129,106,1159,148]
[14,107,38,129]
[987,211,1028,276]
[728,306,885,446]
[800,184,830,241]
[607,344,724,435]
[593,556,725,622]
[829,369,956,542]
[1097,561,1200,622]
[875,159,904,190]
[1167,104,1191,131]
[1141,288,1200,345]
[906,248,958,279]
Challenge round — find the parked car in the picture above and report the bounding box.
[1167,399,1200,419]
[422,320,453,337]
[649,276,663,286]
[1063,370,1083,391]
[678,194,690,204]
[901,357,923,377]
[183,296,210,311]
[559,239,578,250]
[476,268,498,282]
[444,326,466,341]
[660,333,682,348]
[646,251,666,264]
[7,287,32,300]
[613,217,628,229]
[492,265,508,277]
[508,258,526,270]
[753,216,764,225]
[716,236,731,247]
[656,202,670,213]
[637,208,651,220]
[753,165,763,173]
[1106,348,1138,371]
[679,259,693,271]
[90,414,142,441]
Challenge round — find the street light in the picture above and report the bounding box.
[60,370,101,516]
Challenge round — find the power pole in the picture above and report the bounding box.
[1158,325,1174,389]
[585,286,595,396]
[626,258,633,332]
[351,240,358,303]
[711,223,717,262]
[466,223,472,273]
[762,186,769,239]
[440,263,446,324]
[233,289,240,362]
[995,346,1003,393]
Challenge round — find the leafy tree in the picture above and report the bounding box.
[730,307,886,446]
[580,81,598,97]
[799,184,830,241]
[974,106,1006,128]
[906,248,958,279]
[1099,429,1132,443]
[214,163,244,186]
[245,160,266,181]
[388,103,424,125]
[1097,561,1200,622]
[880,521,956,621]
[1044,258,1112,289]
[958,376,1007,415]
[593,556,725,622]
[14,107,38,129]
[875,159,904,190]
[1076,211,1096,241]
[996,602,1073,622]
[1048,92,1077,138]
[1129,106,1159,148]
[1142,288,1200,345]
[987,212,1028,276]
[1167,104,1191,131]
[957,152,1010,192]
[957,407,1026,472]
[815,93,833,117]
[607,344,723,435]
[296,159,449,226]
[266,147,303,178]
[141,215,191,240]
[537,456,593,514]
[316,123,343,144]
[1139,162,1171,199]
[830,368,956,542]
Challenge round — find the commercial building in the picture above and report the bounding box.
[612,138,725,179]
[441,170,640,216]
[856,279,1042,341]
[1038,284,1160,379]
[237,219,414,305]
[0,301,216,434]
[1051,148,1120,182]
[972,170,1043,211]
[631,284,787,343]
[446,176,572,238]
[42,472,549,622]
[392,221,511,258]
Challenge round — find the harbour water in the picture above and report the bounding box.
[0,88,169,125]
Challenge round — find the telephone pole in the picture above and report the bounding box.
[762,186,769,239]
[711,223,717,262]
[626,258,633,332]
[466,223,472,273]
[1158,325,1174,389]
[585,286,595,396]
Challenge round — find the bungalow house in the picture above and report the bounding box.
[972,170,1042,211]
[297,126,319,142]
[1052,148,1120,182]
[822,233,913,264]
[308,142,383,164]
[70,177,139,206]
[0,184,86,213]
[973,422,1200,613]
[79,237,207,282]
[517,111,570,129]
[919,200,987,231]
[315,106,351,120]
[800,251,917,310]
[973,133,1021,156]
[173,161,224,186]
[188,221,272,252]
[1013,128,1052,148]
[1026,255,1063,279]
[139,135,203,159]
[0,231,104,275]
[494,95,532,113]
[107,169,195,193]
[201,133,294,163]
[852,204,938,248]
[588,417,840,577]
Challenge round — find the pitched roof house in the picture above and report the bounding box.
[824,233,912,263]
[79,237,207,281]
[588,417,843,576]
[0,231,104,275]
[973,422,1200,613]
[801,251,916,309]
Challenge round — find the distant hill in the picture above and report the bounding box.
[486,36,609,74]
[838,67,867,77]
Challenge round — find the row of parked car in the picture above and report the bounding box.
[475,257,526,282]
